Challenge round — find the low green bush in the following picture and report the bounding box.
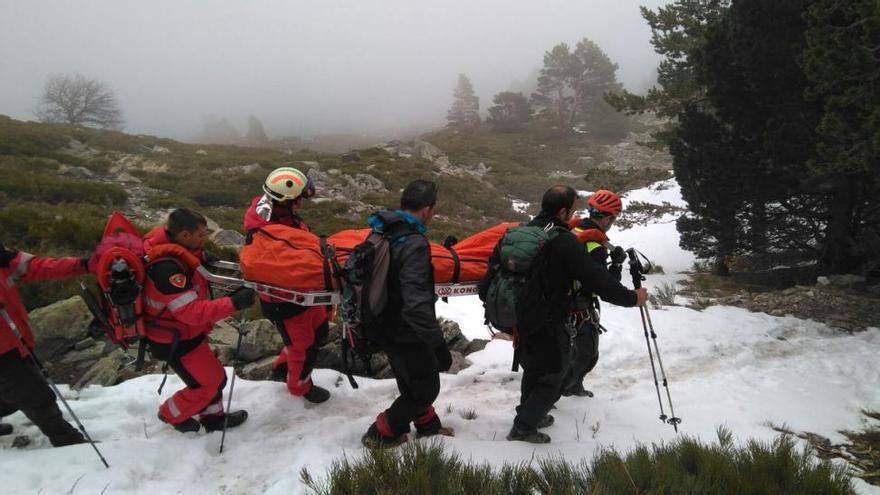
[301,428,854,495]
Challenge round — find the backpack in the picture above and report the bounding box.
[337,221,416,388]
[82,213,203,374]
[81,212,147,348]
[480,223,564,337]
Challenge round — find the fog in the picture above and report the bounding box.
[0,0,668,140]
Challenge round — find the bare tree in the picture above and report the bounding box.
[36,73,125,129]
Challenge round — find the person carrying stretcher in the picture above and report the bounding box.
[243,167,331,404]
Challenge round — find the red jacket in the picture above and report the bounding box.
[244,195,312,305]
[243,194,310,233]
[0,252,86,357]
[142,227,235,343]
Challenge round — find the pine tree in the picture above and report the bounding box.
[487,92,531,132]
[803,0,880,275]
[606,1,729,144]
[532,43,577,132]
[446,74,481,129]
[571,39,627,138]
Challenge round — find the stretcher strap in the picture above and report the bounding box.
[444,245,461,284]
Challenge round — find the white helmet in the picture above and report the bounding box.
[262,167,315,201]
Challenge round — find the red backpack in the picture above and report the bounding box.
[83,212,147,347]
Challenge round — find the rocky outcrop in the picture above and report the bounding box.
[711,283,880,333]
[28,296,94,361]
[210,229,245,250]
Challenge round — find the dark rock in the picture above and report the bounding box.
[464,339,489,355]
[240,356,276,380]
[74,348,129,389]
[29,296,93,360]
[342,151,362,163]
[12,436,30,448]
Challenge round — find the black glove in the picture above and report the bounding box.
[230,287,256,310]
[0,244,18,268]
[610,246,626,265]
[202,250,220,266]
[433,345,453,372]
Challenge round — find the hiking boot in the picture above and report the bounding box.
[361,423,407,449]
[302,385,330,404]
[416,426,455,439]
[0,422,12,436]
[49,432,87,447]
[200,410,249,432]
[537,414,554,429]
[506,425,551,444]
[158,412,200,433]
[563,383,594,398]
[270,364,287,383]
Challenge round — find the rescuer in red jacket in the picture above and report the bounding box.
[143,208,256,433]
[242,167,331,403]
[0,243,89,445]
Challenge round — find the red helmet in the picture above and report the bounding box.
[587,190,622,216]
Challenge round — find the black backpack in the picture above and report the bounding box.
[337,221,415,388]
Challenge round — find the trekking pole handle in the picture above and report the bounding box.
[626,248,645,290]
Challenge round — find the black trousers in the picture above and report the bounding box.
[562,323,600,392]
[0,350,82,446]
[515,323,571,431]
[383,341,441,436]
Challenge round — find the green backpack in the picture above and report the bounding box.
[480,224,563,336]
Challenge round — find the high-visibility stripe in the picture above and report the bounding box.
[586,241,602,253]
[167,397,181,418]
[6,252,33,286]
[167,291,198,312]
[144,297,166,310]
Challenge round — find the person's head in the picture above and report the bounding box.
[587,189,622,232]
[166,208,209,250]
[400,179,438,225]
[540,185,578,224]
[263,167,315,212]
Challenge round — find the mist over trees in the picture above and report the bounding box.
[531,39,628,138]
[487,92,531,132]
[36,73,124,129]
[446,74,481,129]
[612,0,879,278]
[245,115,268,143]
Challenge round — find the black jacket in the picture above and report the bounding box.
[486,214,636,326]
[373,210,444,347]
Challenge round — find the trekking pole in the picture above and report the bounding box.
[626,249,681,432]
[220,311,247,454]
[0,307,110,468]
[642,305,681,432]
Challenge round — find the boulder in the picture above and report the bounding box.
[342,151,362,163]
[464,339,489,355]
[240,356,276,380]
[446,351,470,374]
[439,317,471,354]
[210,229,245,249]
[74,348,129,389]
[28,296,94,361]
[60,341,107,364]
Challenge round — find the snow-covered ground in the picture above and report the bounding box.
[3,179,879,494]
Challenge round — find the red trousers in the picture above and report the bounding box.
[271,306,328,396]
[158,340,226,424]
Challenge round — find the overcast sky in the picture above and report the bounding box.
[0,0,668,140]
